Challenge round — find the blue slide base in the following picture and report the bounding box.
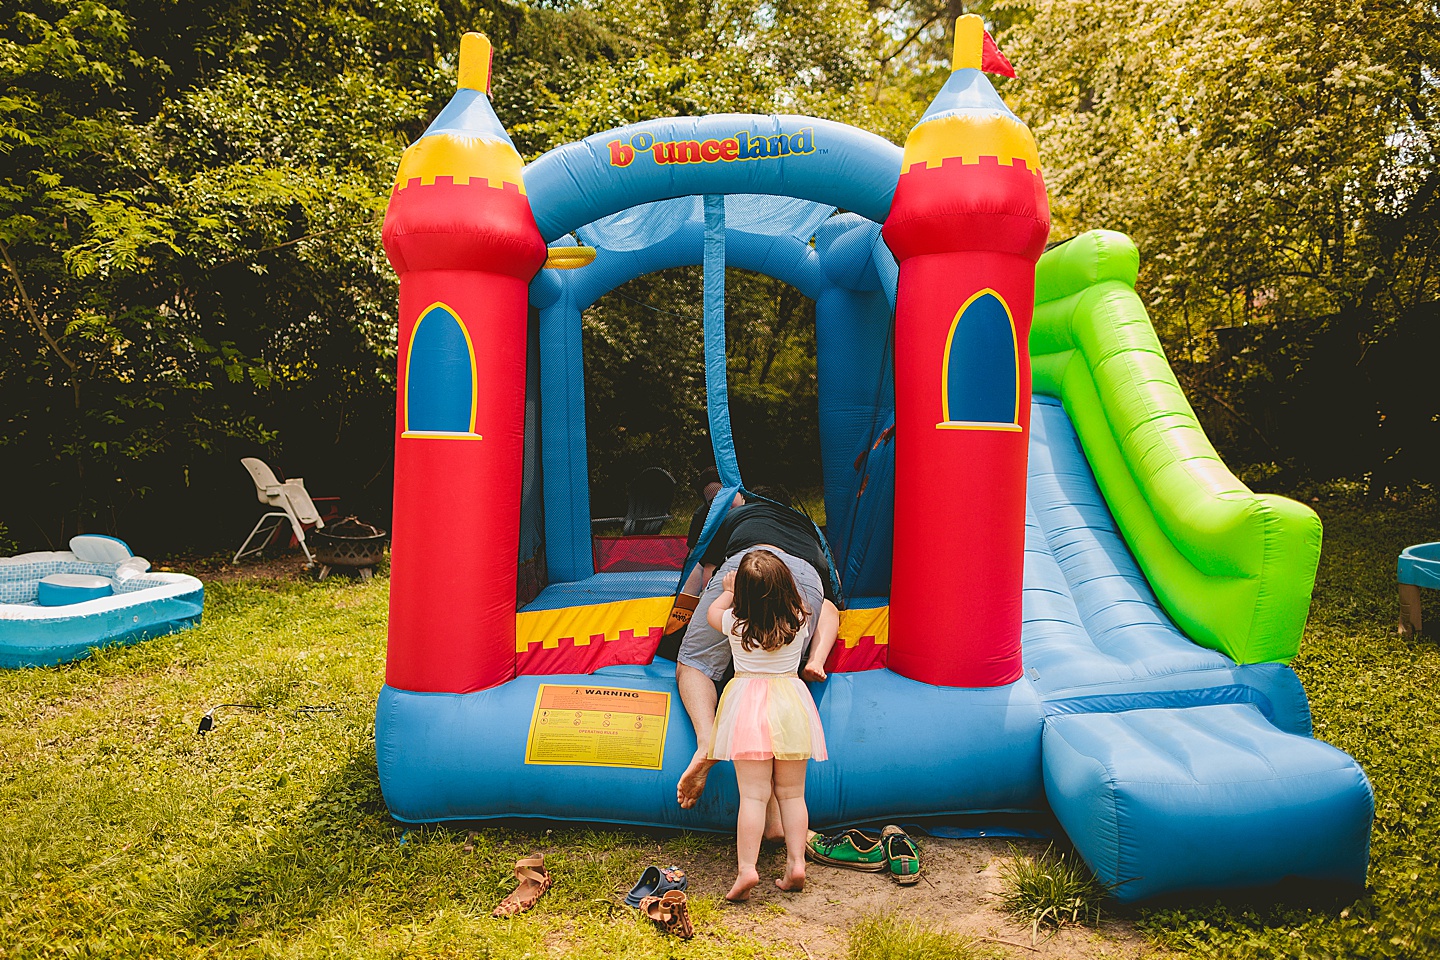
[1043,704,1374,902]
[375,662,1047,829]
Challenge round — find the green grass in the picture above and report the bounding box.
[844,913,995,960]
[659,485,828,539]
[1136,491,1440,958]
[4,491,1440,958]
[996,843,1108,940]
[0,576,779,959]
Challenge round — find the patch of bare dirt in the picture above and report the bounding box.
[683,836,1168,960]
[154,551,383,584]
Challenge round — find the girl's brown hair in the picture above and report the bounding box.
[731,550,809,652]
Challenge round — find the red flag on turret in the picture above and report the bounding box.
[982,30,1016,77]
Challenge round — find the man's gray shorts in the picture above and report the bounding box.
[677,547,824,682]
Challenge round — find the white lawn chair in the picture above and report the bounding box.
[233,458,326,565]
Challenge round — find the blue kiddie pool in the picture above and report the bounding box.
[0,535,204,668]
[1396,542,1440,637]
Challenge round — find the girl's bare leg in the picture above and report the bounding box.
[771,759,809,891]
[729,758,773,901]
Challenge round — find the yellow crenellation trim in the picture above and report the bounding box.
[393,135,527,193]
[513,598,894,654]
[516,596,673,653]
[902,113,1042,174]
[838,606,889,647]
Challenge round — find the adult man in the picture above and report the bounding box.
[675,492,841,810]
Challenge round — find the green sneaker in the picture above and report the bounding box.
[881,825,922,885]
[805,829,887,871]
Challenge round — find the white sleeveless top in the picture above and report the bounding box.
[723,608,812,676]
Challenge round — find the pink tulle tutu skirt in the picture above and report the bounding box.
[708,674,828,762]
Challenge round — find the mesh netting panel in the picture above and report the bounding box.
[592,536,688,573]
[576,194,836,252]
[725,194,836,239]
[518,309,547,608]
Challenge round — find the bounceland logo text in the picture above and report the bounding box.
[608,128,815,167]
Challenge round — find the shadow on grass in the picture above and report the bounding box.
[153,742,724,952]
[156,741,411,939]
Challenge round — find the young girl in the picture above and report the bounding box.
[707,548,828,901]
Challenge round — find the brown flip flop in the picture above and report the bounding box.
[492,854,553,918]
[640,889,694,939]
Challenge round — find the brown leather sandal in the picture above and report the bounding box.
[639,889,694,939]
[491,854,553,918]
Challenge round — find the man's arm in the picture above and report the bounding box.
[802,599,840,682]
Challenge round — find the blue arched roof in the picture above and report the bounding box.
[523,115,903,242]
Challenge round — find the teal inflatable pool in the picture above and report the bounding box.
[0,550,203,668]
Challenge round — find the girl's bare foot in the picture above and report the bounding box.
[775,863,805,892]
[726,866,760,901]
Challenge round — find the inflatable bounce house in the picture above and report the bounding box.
[375,21,1374,901]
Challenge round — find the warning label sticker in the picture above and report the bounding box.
[524,684,671,770]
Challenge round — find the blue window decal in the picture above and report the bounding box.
[403,303,481,440]
[937,289,1021,432]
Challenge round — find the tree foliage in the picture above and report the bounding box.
[1000,0,1440,486]
[0,1,624,550]
[1,0,1437,552]
[1005,0,1438,330]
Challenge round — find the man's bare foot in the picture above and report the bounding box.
[677,752,715,809]
[801,660,826,682]
[775,863,805,892]
[726,866,760,901]
[763,826,786,844]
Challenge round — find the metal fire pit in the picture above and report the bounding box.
[311,517,388,580]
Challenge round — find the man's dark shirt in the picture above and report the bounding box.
[699,502,836,603]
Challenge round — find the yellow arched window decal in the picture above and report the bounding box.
[937,289,1022,432]
[402,302,482,440]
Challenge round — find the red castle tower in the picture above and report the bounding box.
[882,15,1051,687]
[382,34,547,694]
